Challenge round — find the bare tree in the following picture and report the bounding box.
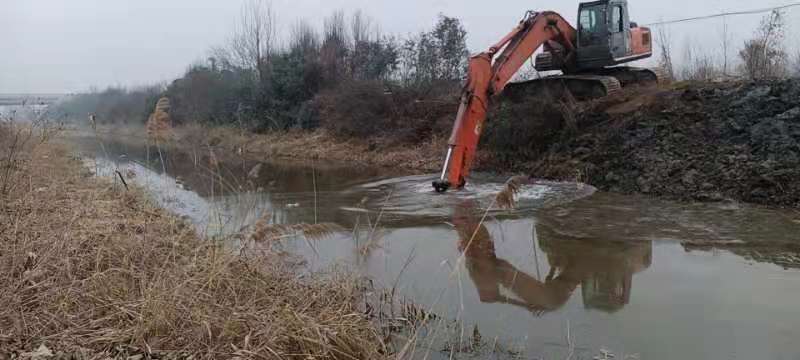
[432,15,468,82]
[208,46,236,70]
[692,53,720,80]
[759,10,786,76]
[680,40,720,81]
[289,19,320,56]
[320,10,349,83]
[655,25,674,80]
[230,0,277,83]
[398,36,419,85]
[679,41,694,80]
[739,9,788,79]
[350,10,371,45]
[349,10,372,77]
[794,50,800,76]
[720,16,732,76]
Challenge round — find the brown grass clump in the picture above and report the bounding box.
[146,97,172,142]
[0,138,388,358]
[494,175,532,209]
[250,213,345,242]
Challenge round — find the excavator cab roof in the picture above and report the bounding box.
[579,0,626,7]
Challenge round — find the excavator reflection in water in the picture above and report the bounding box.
[453,201,652,314]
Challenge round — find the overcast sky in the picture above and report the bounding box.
[2,0,799,94]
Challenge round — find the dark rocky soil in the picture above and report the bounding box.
[526,79,800,208]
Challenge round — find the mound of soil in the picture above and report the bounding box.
[529,79,800,207]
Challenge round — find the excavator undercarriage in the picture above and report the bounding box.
[504,66,664,101]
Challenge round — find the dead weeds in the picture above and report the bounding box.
[217,128,449,173]
[494,176,533,210]
[0,138,390,359]
[250,213,345,242]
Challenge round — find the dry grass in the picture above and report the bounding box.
[250,213,345,242]
[207,127,449,173]
[0,137,390,358]
[0,119,61,196]
[494,176,533,210]
[81,124,495,177]
[146,97,173,142]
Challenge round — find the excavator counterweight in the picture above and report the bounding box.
[433,0,662,193]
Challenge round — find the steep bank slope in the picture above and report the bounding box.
[528,79,800,207]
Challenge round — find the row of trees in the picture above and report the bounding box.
[51,0,469,135]
[658,9,800,81]
[54,4,800,138]
[164,1,468,131]
[52,85,163,125]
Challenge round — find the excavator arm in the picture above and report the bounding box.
[433,11,577,193]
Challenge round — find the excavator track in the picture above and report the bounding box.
[503,66,668,103]
[559,74,623,97]
[503,75,622,102]
[595,66,668,87]
[597,66,669,87]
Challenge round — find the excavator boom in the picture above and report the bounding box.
[433,11,577,192]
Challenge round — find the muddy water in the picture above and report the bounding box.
[80,138,800,360]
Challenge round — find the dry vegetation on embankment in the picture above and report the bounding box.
[207,127,454,173]
[0,134,392,358]
[96,125,469,174]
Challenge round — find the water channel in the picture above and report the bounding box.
[78,137,800,360]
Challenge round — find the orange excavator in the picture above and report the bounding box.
[433,0,661,193]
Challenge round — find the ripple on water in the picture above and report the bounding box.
[342,174,597,218]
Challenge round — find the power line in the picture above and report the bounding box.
[644,2,800,26]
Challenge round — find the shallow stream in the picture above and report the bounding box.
[79,137,800,360]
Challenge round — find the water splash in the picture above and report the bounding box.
[345,174,597,218]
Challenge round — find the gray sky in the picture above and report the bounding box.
[2,0,799,94]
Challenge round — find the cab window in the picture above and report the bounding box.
[611,6,624,33]
[579,5,605,45]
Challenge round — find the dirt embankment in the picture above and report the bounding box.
[530,79,800,208]
[0,138,393,358]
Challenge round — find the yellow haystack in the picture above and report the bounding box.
[146,97,172,142]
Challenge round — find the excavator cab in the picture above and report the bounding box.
[575,0,652,70]
[533,0,652,73]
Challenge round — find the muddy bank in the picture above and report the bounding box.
[526,79,800,208]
